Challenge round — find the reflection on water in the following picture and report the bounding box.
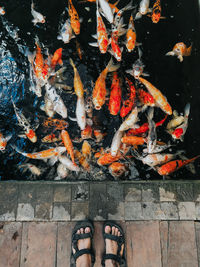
[0,0,200,181]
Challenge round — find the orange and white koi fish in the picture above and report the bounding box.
[169,103,190,141]
[110,32,122,61]
[59,154,80,171]
[12,100,37,143]
[138,89,155,109]
[135,0,151,19]
[68,0,80,35]
[50,48,63,70]
[166,110,184,130]
[119,106,138,131]
[166,42,192,62]
[139,77,172,115]
[108,72,122,115]
[120,78,136,118]
[69,58,84,98]
[93,129,106,142]
[156,155,200,176]
[18,163,42,176]
[41,133,61,143]
[0,7,5,15]
[57,19,75,43]
[82,140,91,159]
[13,146,66,159]
[81,125,93,139]
[97,151,121,166]
[61,130,75,164]
[74,150,90,171]
[126,15,137,52]
[31,2,45,25]
[92,58,119,110]
[0,133,12,151]
[109,162,129,178]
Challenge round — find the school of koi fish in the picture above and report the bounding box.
[0,0,199,180]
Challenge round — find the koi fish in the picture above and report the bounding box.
[119,106,138,131]
[57,19,75,43]
[121,135,146,146]
[13,146,66,159]
[109,162,129,178]
[41,133,61,143]
[166,110,184,130]
[110,129,123,156]
[93,129,106,142]
[127,115,167,136]
[125,15,137,52]
[85,96,93,118]
[149,0,165,23]
[0,7,5,15]
[156,155,200,176]
[139,77,172,115]
[74,150,90,171]
[110,32,122,62]
[108,72,122,115]
[97,151,121,165]
[169,103,190,141]
[12,100,37,143]
[142,142,173,154]
[0,133,12,151]
[68,0,81,35]
[166,42,192,62]
[97,0,114,23]
[147,107,157,154]
[42,93,55,117]
[82,140,91,159]
[120,78,136,118]
[31,2,45,25]
[61,130,75,164]
[81,125,93,139]
[69,58,84,98]
[56,163,69,179]
[18,163,42,176]
[138,89,155,109]
[50,48,63,70]
[43,117,68,130]
[92,58,119,110]
[59,154,80,171]
[135,0,151,19]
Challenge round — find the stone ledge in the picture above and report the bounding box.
[0,181,199,221]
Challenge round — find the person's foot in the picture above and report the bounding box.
[72,226,92,267]
[104,225,125,267]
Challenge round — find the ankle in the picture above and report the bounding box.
[76,254,92,267]
[105,259,119,267]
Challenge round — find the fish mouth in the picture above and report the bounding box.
[95,105,101,110]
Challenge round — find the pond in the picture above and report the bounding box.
[0,0,200,181]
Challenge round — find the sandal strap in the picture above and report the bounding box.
[103,233,124,245]
[102,253,121,264]
[73,248,93,262]
[73,232,93,240]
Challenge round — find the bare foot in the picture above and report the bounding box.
[104,225,124,267]
[72,227,92,267]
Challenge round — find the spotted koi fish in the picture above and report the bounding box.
[120,78,136,118]
[68,0,80,35]
[166,42,192,62]
[108,72,122,115]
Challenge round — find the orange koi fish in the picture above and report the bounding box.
[138,89,155,108]
[82,140,91,159]
[68,0,80,35]
[74,150,90,171]
[127,115,167,136]
[92,58,119,110]
[0,7,5,15]
[81,125,93,139]
[109,162,129,178]
[166,42,192,62]
[97,152,121,166]
[69,58,84,98]
[110,33,122,62]
[139,77,172,115]
[121,136,146,146]
[150,0,163,23]
[93,129,106,142]
[126,15,137,52]
[156,155,200,176]
[41,133,61,143]
[34,41,45,80]
[51,48,63,70]
[61,130,75,164]
[108,72,122,115]
[13,146,66,159]
[120,78,136,118]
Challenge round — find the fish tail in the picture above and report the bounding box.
[31,1,34,9]
[106,58,120,73]
[69,58,76,69]
[147,107,154,121]
[184,103,190,118]
[186,45,192,56]
[11,145,26,157]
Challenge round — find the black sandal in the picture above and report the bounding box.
[71,220,95,266]
[102,221,126,267]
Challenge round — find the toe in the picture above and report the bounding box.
[105,225,111,234]
[77,229,80,234]
[115,227,119,236]
[85,227,91,233]
[112,226,115,235]
[80,228,84,234]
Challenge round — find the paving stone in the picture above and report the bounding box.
[52,203,70,221]
[72,184,89,201]
[124,202,143,220]
[195,202,200,220]
[124,184,142,202]
[159,187,176,202]
[17,203,34,221]
[142,202,165,220]
[35,184,53,204]
[175,183,194,201]
[160,202,179,220]
[53,185,71,203]
[107,201,124,221]
[195,222,200,267]
[0,222,22,267]
[159,221,168,267]
[0,202,16,221]
[126,221,162,267]
[71,202,89,221]
[57,222,76,267]
[18,184,36,203]
[167,221,198,267]
[35,203,52,221]
[142,183,159,202]
[193,184,200,201]
[89,184,107,220]
[20,222,57,267]
[178,202,196,220]
[0,184,18,202]
[107,183,124,202]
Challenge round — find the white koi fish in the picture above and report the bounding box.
[57,19,75,44]
[31,1,46,25]
[18,163,42,176]
[110,129,123,157]
[119,106,138,131]
[147,107,157,154]
[56,163,69,179]
[97,0,114,24]
[76,97,86,130]
[58,155,80,172]
[135,0,151,19]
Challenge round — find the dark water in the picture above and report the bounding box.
[0,0,200,181]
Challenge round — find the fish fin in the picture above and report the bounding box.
[58,59,63,66]
[88,42,99,47]
[178,54,183,62]
[106,58,120,72]
[69,116,77,122]
[85,7,90,12]
[135,12,142,20]
[48,156,58,166]
[91,33,97,39]
[142,72,150,77]
[184,103,190,118]
[186,45,192,56]
[69,58,75,69]
[166,51,175,56]
[179,154,196,174]
[160,16,166,19]
[136,42,142,47]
